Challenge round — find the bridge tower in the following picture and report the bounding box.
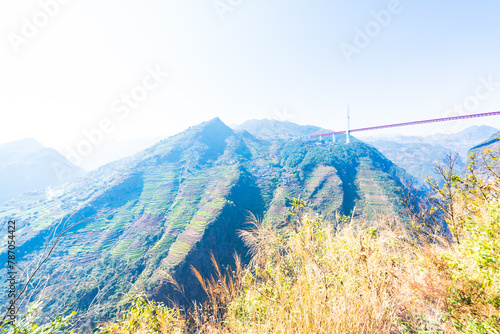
[346,105,350,144]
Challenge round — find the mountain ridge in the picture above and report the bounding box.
[233,118,332,140]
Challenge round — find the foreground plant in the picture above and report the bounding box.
[224,200,444,333]
[97,295,186,334]
[405,151,500,333]
[0,301,75,334]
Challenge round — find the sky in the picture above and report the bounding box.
[1,0,500,170]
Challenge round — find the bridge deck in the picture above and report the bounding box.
[310,111,500,138]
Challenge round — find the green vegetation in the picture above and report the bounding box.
[93,150,499,333]
[2,120,500,332]
[0,119,420,331]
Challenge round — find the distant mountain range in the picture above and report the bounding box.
[0,138,85,203]
[362,125,498,156]
[362,125,498,183]
[0,118,412,330]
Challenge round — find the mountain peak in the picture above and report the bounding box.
[206,116,223,124]
[194,117,234,138]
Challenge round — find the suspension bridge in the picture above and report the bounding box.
[310,108,500,143]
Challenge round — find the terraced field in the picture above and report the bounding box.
[0,118,412,330]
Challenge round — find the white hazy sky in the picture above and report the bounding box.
[1,1,500,169]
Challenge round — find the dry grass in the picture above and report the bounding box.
[225,214,449,333]
[97,206,499,333]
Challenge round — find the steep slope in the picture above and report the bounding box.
[261,140,408,221]
[0,118,412,330]
[1,118,257,329]
[0,138,85,203]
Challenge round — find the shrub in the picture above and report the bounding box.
[97,295,186,334]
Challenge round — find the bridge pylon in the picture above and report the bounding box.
[346,105,350,144]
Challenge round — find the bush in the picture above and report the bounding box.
[97,295,186,334]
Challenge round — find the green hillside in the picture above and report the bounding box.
[0,118,413,331]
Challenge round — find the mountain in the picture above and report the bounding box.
[467,130,500,178]
[362,125,498,158]
[0,119,412,331]
[367,141,463,183]
[0,138,85,203]
[363,125,497,183]
[430,125,499,157]
[469,130,500,153]
[233,119,331,140]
